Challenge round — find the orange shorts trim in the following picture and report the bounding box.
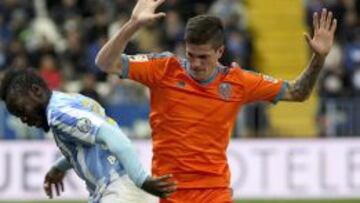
[160,188,233,203]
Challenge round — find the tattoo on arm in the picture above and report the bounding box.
[288,54,325,101]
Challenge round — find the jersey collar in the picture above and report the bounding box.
[183,59,219,85]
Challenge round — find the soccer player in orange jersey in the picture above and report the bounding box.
[95,0,337,202]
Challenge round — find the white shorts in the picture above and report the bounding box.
[100,175,159,203]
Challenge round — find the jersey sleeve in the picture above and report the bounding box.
[48,106,106,145]
[240,70,288,104]
[120,52,174,87]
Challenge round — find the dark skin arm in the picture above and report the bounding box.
[44,166,176,199]
[281,8,337,102]
[141,174,177,198]
[43,167,65,199]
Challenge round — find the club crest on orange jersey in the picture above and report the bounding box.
[219,82,232,100]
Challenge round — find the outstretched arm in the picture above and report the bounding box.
[95,0,166,75]
[96,122,149,187]
[281,8,337,102]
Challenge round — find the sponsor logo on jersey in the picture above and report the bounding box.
[263,74,279,83]
[128,54,149,62]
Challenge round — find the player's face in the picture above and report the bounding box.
[6,89,50,132]
[186,43,224,81]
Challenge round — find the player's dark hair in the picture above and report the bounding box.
[184,15,225,49]
[0,68,50,101]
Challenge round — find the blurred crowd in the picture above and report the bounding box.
[0,0,359,139]
[0,0,252,139]
[306,0,360,136]
[0,0,250,85]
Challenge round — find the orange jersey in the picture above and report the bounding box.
[120,52,286,188]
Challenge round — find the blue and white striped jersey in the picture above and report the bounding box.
[46,91,126,200]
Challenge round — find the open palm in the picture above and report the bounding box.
[131,0,166,26]
[305,9,337,57]
[43,168,66,199]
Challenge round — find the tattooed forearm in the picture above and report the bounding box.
[288,54,325,101]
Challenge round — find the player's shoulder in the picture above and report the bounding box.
[218,64,245,79]
[128,51,176,62]
[150,52,188,75]
[151,52,185,69]
[149,51,175,59]
[47,92,83,122]
[127,51,183,71]
[48,91,82,109]
[217,65,269,89]
[220,65,262,79]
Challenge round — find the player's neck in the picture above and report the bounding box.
[193,66,219,84]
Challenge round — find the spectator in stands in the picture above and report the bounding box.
[79,71,104,105]
[39,54,62,90]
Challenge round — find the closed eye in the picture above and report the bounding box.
[187,52,209,59]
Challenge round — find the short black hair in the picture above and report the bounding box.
[184,15,225,49]
[0,68,49,101]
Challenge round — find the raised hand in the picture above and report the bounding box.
[305,8,337,57]
[43,167,66,199]
[141,174,177,198]
[131,0,166,26]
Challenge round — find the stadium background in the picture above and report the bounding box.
[0,0,360,202]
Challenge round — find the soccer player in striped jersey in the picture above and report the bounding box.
[0,68,176,203]
[96,0,337,202]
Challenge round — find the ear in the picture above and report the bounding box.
[216,45,225,59]
[29,84,44,99]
